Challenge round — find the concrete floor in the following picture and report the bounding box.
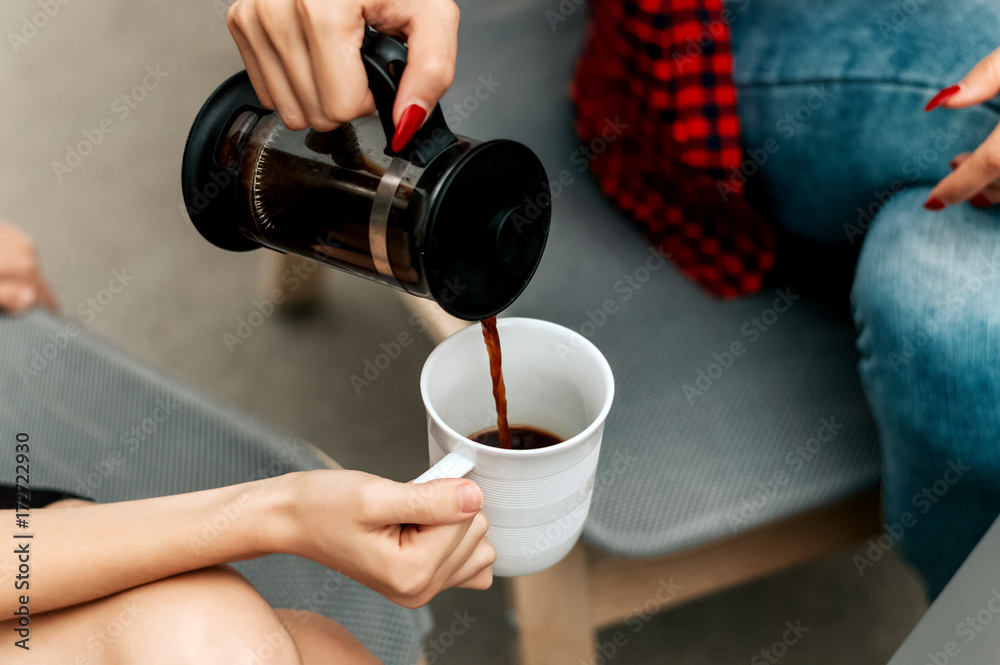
[0,0,927,662]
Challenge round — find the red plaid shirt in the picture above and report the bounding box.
[572,0,774,298]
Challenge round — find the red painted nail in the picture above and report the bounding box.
[923,198,946,211]
[971,194,993,208]
[391,104,427,153]
[924,85,960,112]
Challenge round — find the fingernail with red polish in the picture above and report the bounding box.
[949,159,959,170]
[923,198,946,211]
[971,194,993,208]
[391,104,427,153]
[925,85,960,112]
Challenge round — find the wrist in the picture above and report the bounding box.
[250,471,306,557]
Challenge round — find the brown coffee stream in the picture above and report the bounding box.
[477,317,564,451]
[480,316,512,449]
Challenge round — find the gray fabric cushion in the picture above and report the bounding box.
[0,310,431,665]
[447,0,881,556]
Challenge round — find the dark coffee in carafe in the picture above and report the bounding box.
[181,31,552,322]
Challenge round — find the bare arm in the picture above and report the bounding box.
[1,477,281,615]
[1,469,494,615]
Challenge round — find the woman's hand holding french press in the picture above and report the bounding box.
[226,0,459,150]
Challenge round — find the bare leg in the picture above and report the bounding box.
[3,502,379,664]
[275,608,382,665]
[0,565,303,665]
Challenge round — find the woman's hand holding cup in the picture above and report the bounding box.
[270,469,495,608]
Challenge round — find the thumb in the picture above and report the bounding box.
[376,478,482,526]
[926,46,1000,111]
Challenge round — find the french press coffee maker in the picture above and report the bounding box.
[181,31,551,321]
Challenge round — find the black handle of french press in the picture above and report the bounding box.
[360,30,459,168]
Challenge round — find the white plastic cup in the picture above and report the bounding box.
[415,317,614,576]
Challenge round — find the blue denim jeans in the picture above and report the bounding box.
[728,0,1000,598]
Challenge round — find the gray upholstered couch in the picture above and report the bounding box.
[406,2,883,661]
[0,1,881,663]
[0,311,432,665]
[450,0,879,564]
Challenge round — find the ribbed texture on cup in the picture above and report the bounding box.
[486,492,592,550]
[467,444,600,507]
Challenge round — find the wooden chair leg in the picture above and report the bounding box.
[586,488,881,629]
[508,542,593,665]
[262,252,324,310]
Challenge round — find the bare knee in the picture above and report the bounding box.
[274,609,380,665]
[45,498,93,509]
[0,566,301,665]
[119,565,303,665]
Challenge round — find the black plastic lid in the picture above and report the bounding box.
[181,71,264,252]
[421,139,552,320]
